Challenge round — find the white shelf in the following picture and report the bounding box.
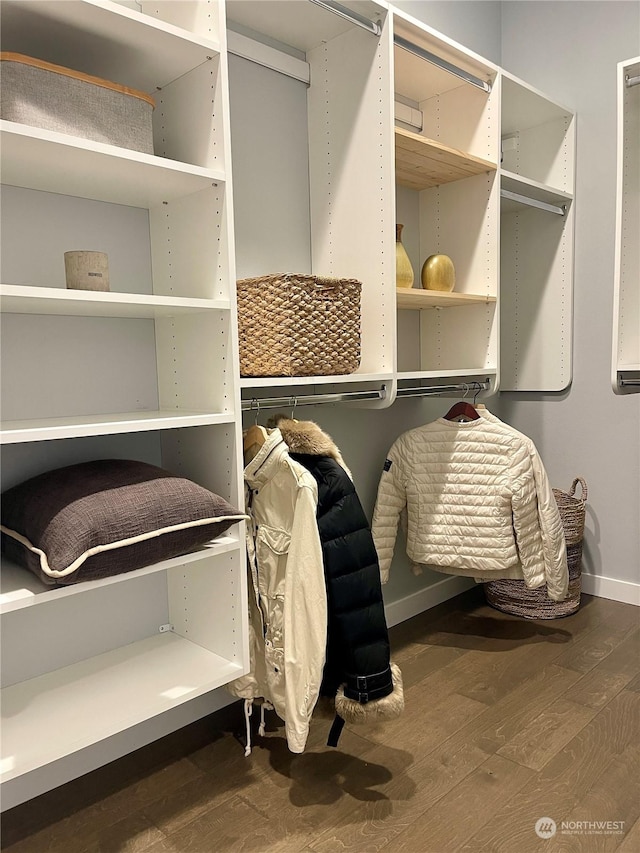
[501,170,573,211]
[501,73,573,135]
[0,410,235,444]
[397,368,495,382]
[0,0,220,92]
[227,0,384,53]
[0,632,243,783]
[0,285,230,318]
[0,122,225,207]
[0,535,242,615]
[240,372,394,389]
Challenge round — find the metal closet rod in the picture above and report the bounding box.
[501,189,566,216]
[396,379,491,399]
[242,387,388,411]
[625,74,640,88]
[393,34,492,94]
[241,379,491,411]
[308,0,382,37]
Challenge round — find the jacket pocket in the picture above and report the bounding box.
[255,525,290,601]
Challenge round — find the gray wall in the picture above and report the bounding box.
[498,1,640,588]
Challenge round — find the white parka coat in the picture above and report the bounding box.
[227,429,327,753]
[371,414,568,601]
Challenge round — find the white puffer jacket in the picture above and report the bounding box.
[371,415,568,601]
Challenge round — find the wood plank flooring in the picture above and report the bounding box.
[2,589,639,853]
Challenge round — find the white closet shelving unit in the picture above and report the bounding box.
[227,0,396,407]
[612,56,640,393]
[0,0,248,810]
[0,0,578,810]
[226,1,574,406]
[499,73,576,391]
[392,8,499,393]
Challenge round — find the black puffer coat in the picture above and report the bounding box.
[272,417,404,743]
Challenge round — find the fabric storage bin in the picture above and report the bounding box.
[237,273,362,377]
[485,477,587,619]
[0,53,155,154]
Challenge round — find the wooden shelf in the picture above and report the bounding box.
[396,288,496,310]
[0,632,243,782]
[0,122,224,208]
[395,127,497,191]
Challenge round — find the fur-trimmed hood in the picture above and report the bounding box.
[267,416,352,479]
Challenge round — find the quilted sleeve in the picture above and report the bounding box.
[530,450,569,602]
[371,445,407,584]
[510,442,550,594]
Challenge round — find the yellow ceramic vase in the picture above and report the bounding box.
[421,254,455,292]
[395,224,414,289]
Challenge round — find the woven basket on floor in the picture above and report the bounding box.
[485,477,588,619]
[237,273,361,377]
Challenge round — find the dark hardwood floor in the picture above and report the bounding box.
[2,588,639,853]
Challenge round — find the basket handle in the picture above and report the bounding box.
[313,278,340,290]
[569,477,588,502]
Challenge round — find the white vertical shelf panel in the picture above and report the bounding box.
[168,552,244,663]
[307,15,397,380]
[420,79,498,164]
[139,0,223,42]
[418,172,498,296]
[155,311,233,414]
[613,57,640,391]
[149,185,226,299]
[153,56,226,170]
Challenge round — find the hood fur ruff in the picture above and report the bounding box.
[267,416,352,478]
[335,662,404,724]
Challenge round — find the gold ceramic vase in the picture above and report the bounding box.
[395,224,414,289]
[421,254,455,292]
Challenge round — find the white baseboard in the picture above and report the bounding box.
[384,576,476,628]
[581,572,640,606]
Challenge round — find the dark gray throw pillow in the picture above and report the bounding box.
[1,459,246,586]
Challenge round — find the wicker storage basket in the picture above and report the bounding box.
[485,477,587,619]
[0,53,155,154]
[237,273,362,377]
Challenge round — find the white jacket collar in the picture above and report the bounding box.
[244,428,288,487]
